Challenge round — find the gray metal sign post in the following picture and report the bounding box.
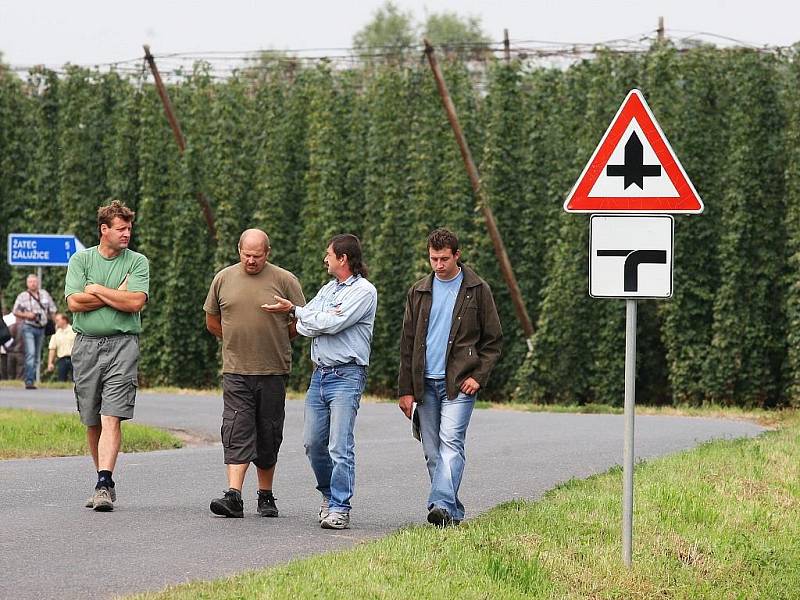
[622,298,637,566]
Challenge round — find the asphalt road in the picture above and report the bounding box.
[0,387,763,599]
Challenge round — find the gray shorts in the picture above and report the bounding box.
[72,334,140,426]
[222,374,286,469]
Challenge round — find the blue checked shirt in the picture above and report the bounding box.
[295,274,377,367]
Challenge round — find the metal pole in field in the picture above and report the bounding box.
[36,266,43,383]
[622,298,637,566]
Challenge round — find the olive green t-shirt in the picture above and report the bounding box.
[65,246,150,336]
[204,262,305,375]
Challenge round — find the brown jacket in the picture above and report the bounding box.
[398,264,503,402]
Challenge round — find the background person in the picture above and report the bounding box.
[4,320,25,381]
[13,274,57,389]
[47,312,77,381]
[1,311,12,379]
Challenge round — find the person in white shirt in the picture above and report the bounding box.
[47,313,77,381]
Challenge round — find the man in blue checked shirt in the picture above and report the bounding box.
[263,234,377,530]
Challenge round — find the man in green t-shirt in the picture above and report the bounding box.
[204,229,304,518]
[65,200,150,512]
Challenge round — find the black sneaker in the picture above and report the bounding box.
[427,506,453,528]
[257,490,279,517]
[210,489,244,518]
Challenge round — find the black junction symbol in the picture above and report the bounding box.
[606,131,661,190]
[596,249,667,292]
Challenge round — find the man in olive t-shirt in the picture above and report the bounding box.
[203,229,305,518]
[65,200,149,512]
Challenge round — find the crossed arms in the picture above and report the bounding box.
[67,275,147,314]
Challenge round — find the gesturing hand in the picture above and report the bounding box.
[261,295,293,313]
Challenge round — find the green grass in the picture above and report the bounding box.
[131,410,800,600]
[472,400,785,426]
[0,408,183,459]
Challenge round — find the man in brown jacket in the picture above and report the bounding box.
[398,228,502,526]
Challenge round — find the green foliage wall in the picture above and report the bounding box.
[1,46,799,407]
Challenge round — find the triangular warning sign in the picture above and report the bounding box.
[564,89,703,214]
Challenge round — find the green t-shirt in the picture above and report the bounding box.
[65,246,150,336]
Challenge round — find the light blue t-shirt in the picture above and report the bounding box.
[425,269,463,379]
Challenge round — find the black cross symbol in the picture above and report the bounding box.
[606,131,661,190]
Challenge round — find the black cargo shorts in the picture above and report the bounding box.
[221,373,287,469]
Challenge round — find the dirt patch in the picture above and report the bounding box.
[166,428,217,447]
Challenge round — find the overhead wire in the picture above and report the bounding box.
[4,30,794,80]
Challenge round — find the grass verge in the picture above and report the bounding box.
[0,408,183,459]
[131,410,799,600]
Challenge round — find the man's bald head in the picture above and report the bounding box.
[238,229,271,275]
[238,229,270,253]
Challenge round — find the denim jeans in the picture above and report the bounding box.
[417,378,476,522]
[22,324,44,385]
[303,364,366,514]
[56,356,73,382]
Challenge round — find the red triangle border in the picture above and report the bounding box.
[564,89,703,214]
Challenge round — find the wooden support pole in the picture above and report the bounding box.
[143,45,186,152]
[657,16,665,43]
[503,29,511,62]
[423,39,535,345]
[143,45,217,241]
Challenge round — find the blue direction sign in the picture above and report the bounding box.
[7,233,85,267]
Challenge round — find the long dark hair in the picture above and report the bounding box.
[329,234,368,278]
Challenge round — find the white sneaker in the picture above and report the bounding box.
[320,511,350,530]
[318,497,330,523]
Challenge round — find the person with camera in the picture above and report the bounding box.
[13,273,57,389]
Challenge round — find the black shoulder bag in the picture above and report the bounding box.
[29,292,56,336]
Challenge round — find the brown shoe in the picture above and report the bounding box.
[92,487,114,512]
[85,486,116,508]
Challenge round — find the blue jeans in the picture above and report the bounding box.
[56,357,73,382]
[303,364,366,514]
[22,324,44,385]
[417,378,476,522]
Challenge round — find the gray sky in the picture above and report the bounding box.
[1,0,798,67]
